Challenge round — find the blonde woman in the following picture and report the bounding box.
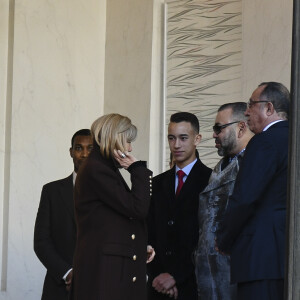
[70,114,153,300]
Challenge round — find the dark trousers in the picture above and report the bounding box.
[237,279,284,300]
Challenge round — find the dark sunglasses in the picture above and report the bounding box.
[213,121,240,135]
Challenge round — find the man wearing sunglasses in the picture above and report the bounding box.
[195,102,253,300]
[217,82,290,300]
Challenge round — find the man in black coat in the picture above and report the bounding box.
[217,82,290,300]
[34,129,93,300]
[147,112,212,300]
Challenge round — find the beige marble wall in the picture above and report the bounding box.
[104,0,154,176]
[0,0,294,298]
[0,0,106,298]
[149,0,166,175]
[0,1,10,297]
[242,0,293,99]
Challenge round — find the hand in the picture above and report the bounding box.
[113,149,137,169]
[152,273,176,294]
[65,269,73,292]
[166,285,178,299]
[146,245,155,263]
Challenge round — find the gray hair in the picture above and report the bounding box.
[258,82,290,119]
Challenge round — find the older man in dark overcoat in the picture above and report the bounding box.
[217,82,290,300]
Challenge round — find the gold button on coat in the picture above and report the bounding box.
[131,234,135,240]
[133,255,137,261]
[132,277,137,282]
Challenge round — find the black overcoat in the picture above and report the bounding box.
[34,174,76,300]
[217,121,288,284]
[147,159,211,300]
[70,146,152,300]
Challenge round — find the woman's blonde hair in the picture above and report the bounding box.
[91,114,137,158]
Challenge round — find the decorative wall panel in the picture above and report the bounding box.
[165,0,242,168]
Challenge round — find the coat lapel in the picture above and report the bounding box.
[155,168,176,216]
[89,148,130,191]
[204,159,237,194]
[97,150,131,192]
[115,169,131,191]
[60,174,75,223]
[175,160,199,200]
[173,160,208,212]
[166,167,176,208]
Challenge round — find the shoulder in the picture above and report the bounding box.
[153,168,174,188]
[247,121,288,151]
[153,168,174,183]
[81,153,115,178]
[266,120,289,140]
[193,159,212,176]
[43,174,72,190]
[243,134,273,160]
[76,155,125,193]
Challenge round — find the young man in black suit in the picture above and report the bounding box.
[217,82,290,300]
[147,112,212,300]
[34,129,93,300]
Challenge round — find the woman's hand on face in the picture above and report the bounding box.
[113,149,137,169]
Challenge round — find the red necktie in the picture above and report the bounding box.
[176,170,186,197]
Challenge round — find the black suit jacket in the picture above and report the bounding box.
[147,159,211,300]
[34,174,76,300]
[217,121,288,283]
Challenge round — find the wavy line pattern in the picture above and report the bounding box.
[165,0,242,168]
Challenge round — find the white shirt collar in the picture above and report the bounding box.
[175,158,197,176]
[263,120,284,131]
[228,147,246,163]
[72,171,77,186]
